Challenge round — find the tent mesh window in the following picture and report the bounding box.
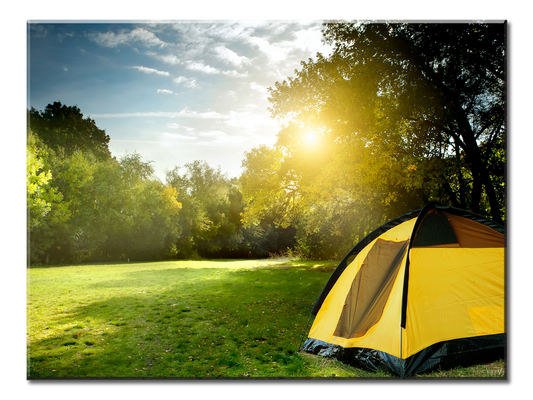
[334,239,408,339]
[412,210,458,247]
[411,210,505,248]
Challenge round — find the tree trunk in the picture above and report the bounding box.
[398,37,503,223]
[454,106,503,223]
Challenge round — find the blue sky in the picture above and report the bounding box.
[28,21,332,180]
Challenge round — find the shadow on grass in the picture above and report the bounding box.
[28,264,332,379]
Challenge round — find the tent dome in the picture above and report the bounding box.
[301,202,505,377]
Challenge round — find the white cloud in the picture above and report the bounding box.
[250,82,268,93]
[200,23,253,41]
[292,26,328,54]
[166,123,194,131]
[130,28,167,47]
[160,132,197,141]
[198,130,227,139]
[173,76,199,88]
[30,24,49,38]
[180,109,225,119]
[186,61,220,75]
[185,60,247,77]
[57,31,75,42]
[131,66,170,76]
[157,89,173,94]
[213,46,251,67]
[222,70,248,78]
[243,34,289,63]
[88,27,166,48]
[148,52,183,65]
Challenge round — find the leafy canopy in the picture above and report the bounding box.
[266,22,505,224]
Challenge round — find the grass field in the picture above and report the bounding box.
[27,259,505,379]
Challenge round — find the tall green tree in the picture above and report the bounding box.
[27,143,182,264]
[28,102,111,160]
[27,101,184,264]
[166,161,237,258]
[268,21,505,223]
[81,153,182,261]
[27,132,69,264]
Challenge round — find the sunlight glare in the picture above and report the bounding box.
[305,131,317,145]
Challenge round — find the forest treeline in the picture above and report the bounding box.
[27,22,506,265]
[28,103,296,264]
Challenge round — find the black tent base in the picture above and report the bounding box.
[301,334,506,378]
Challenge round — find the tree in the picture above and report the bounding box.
[240,145,300,228]
[27,132,69,264]
[92,154,182,261]
[27,102,185,264]
[27,133,62,231]
[166,160,239,258]
[28,102,112,160]
[165,159,297,259]
[268,21,505,223]
[27,142,182,264]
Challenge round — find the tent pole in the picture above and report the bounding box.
[400,326,404,378]
[400,327,403,360]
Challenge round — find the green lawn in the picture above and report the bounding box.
[27,259,505,379]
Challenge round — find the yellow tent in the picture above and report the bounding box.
[301,203,505,377]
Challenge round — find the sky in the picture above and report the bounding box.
[28,21,333,180]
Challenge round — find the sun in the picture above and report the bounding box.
[304,131,317,145]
